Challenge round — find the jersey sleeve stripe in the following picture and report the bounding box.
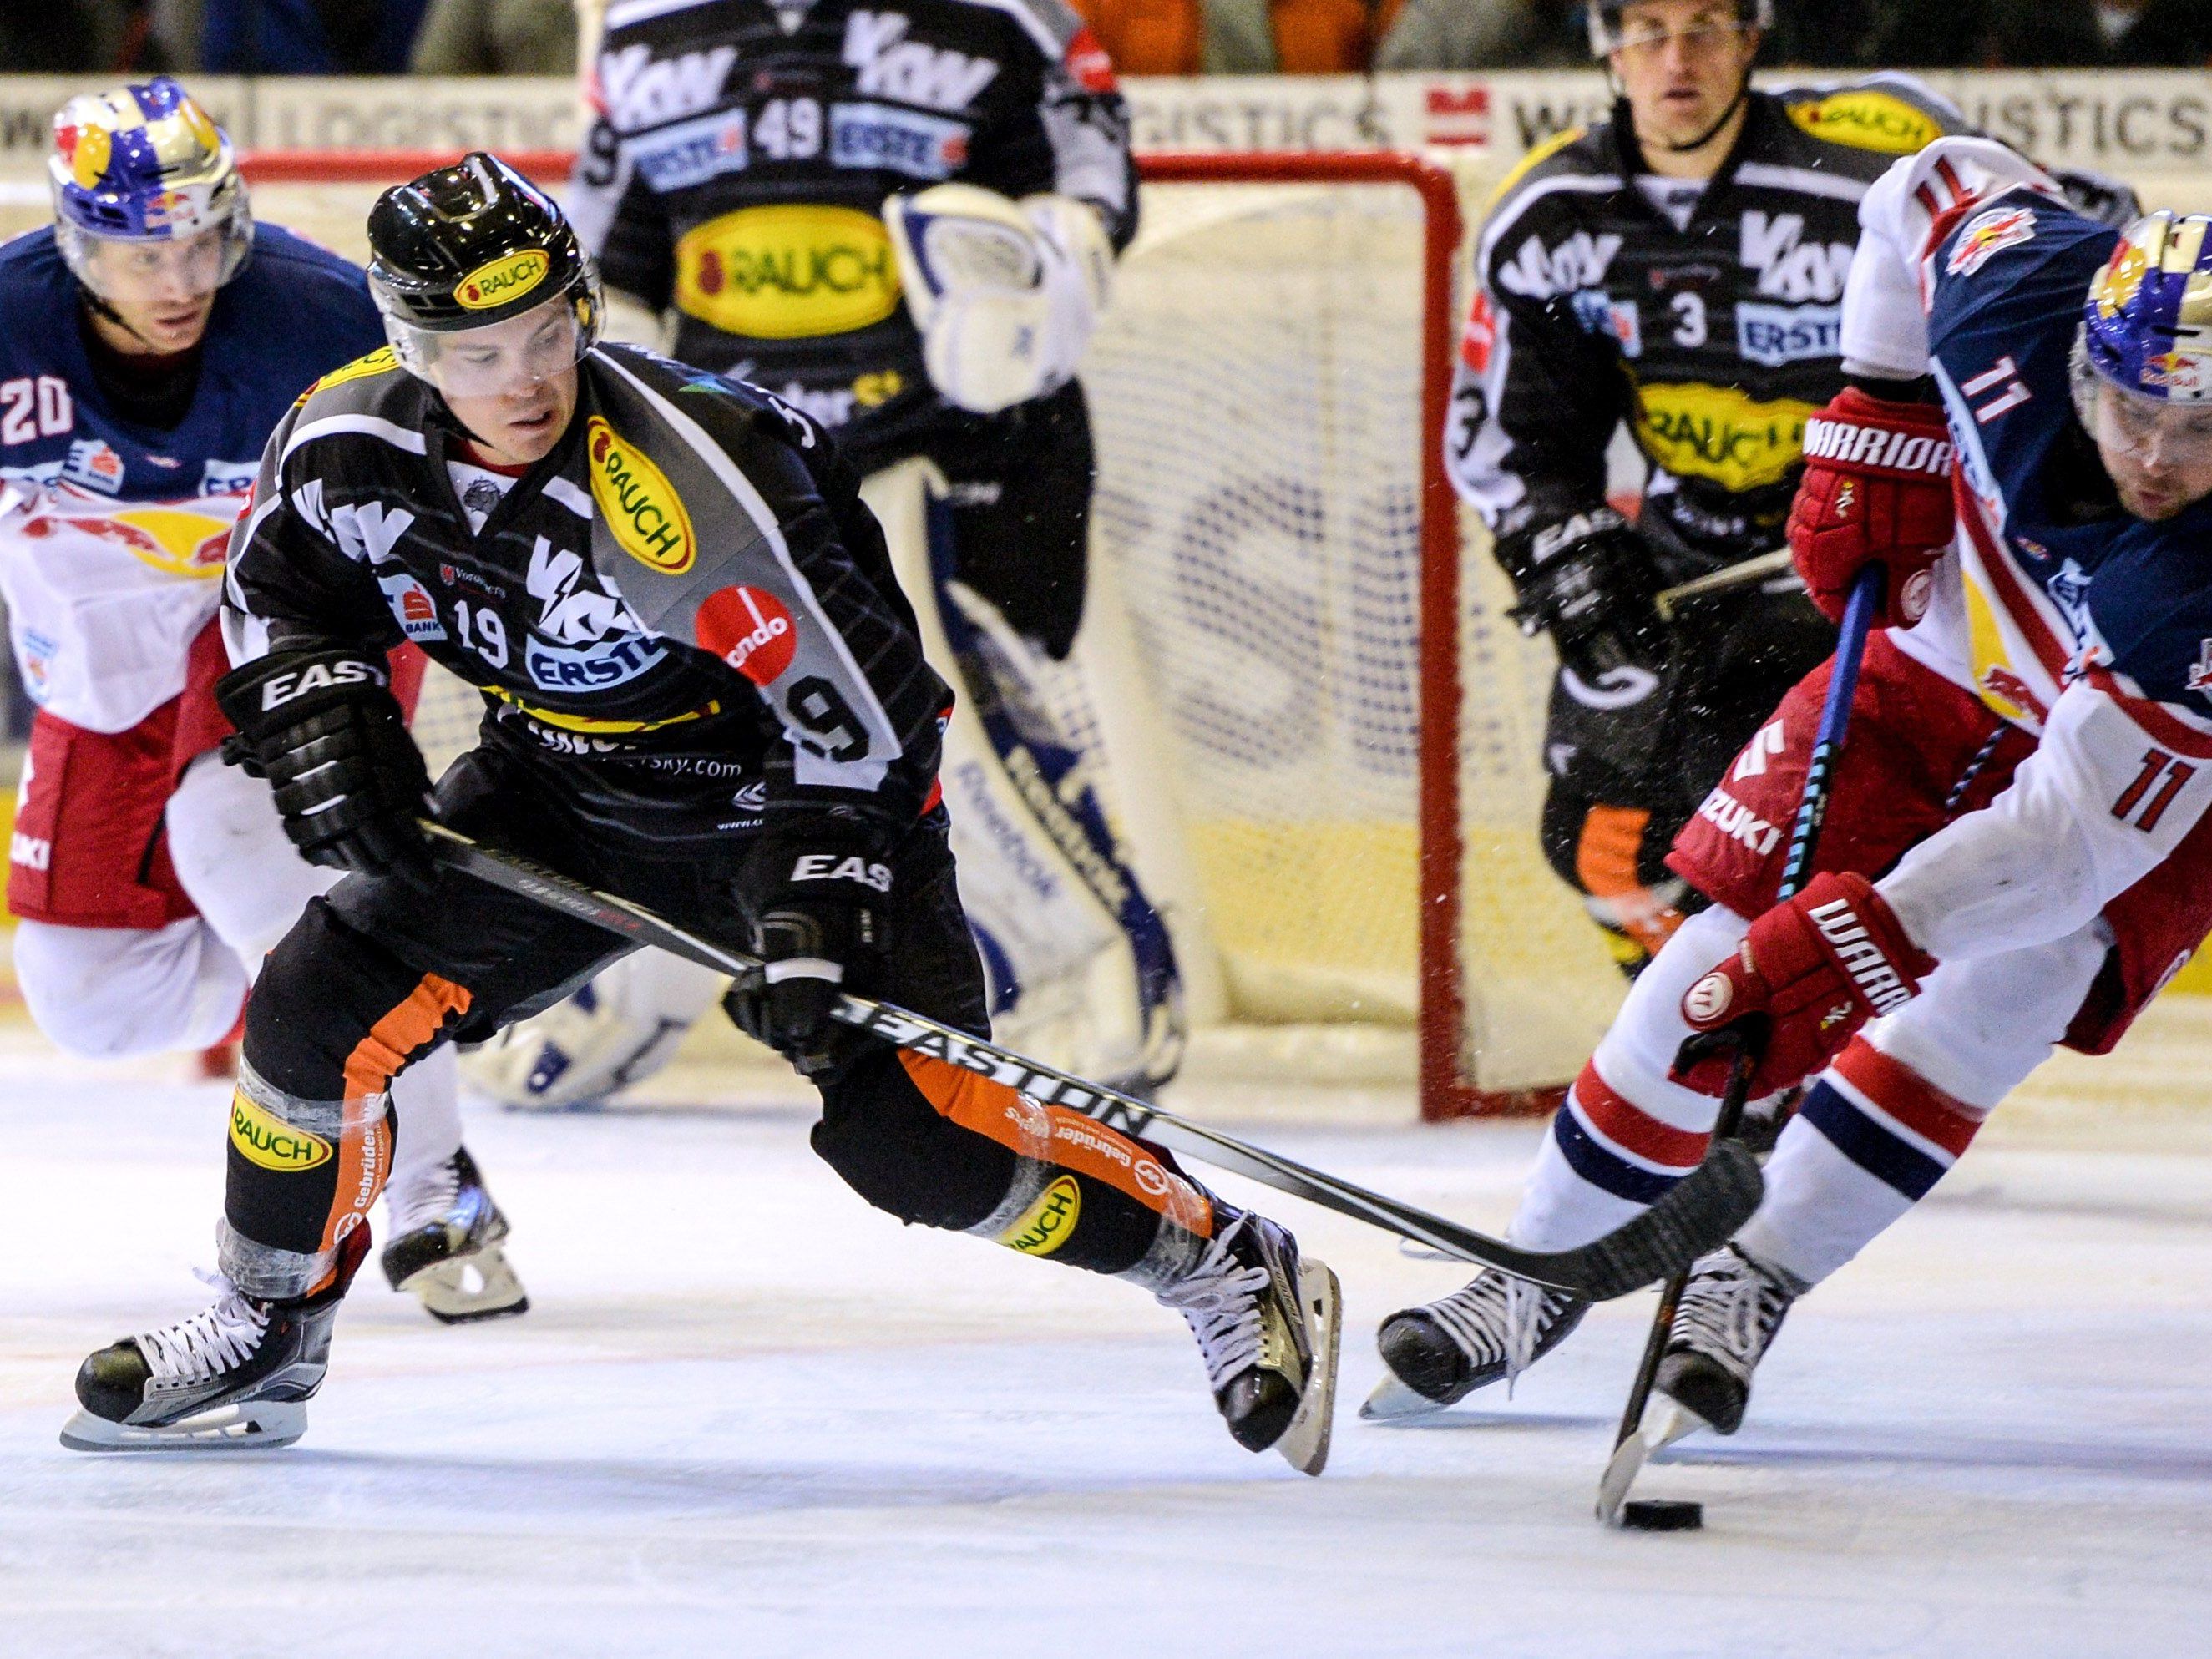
[594,352,904,791]
[2084,666,2212,761]
[283,414,428,463]
[1954,492,2075,687]
[602,0,719,30]
[1474,174,1624,279]
[1734,162,1869,204]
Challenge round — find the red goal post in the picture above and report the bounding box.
[233,147,1600,1119]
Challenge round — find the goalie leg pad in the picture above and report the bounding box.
[459,948,726,1110]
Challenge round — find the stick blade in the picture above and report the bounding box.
[1556,1141,1764,1301]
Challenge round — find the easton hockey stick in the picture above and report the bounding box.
[423,820,1761,1300]
[1653,549,1798,622]
[1597,563,1886,1522]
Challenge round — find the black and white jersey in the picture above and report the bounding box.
[1450,77,1966,579]
[223,344,949,850]
[567,0,1136,437]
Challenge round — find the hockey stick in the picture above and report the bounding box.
[1653,549,1799,622]
[1597,563,1886,1522]
[421,820,1760,1300]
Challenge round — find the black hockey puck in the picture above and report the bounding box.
[1619,1500,1703,1531]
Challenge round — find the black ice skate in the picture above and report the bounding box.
[381,1146,529,1323]
[1654,1244,1805,1434]
[1155,1211,1340,1475]
[1362,1272,1588,1420]
[61,1225,370,1453]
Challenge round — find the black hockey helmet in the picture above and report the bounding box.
[1587,0,1772,55]
[367,152,601,391]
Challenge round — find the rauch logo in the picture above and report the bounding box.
[456,248,552,311]
[586,417,696,574]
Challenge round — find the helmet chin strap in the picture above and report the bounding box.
[76,282,170,354]
[1607,53,1755,164]
[1658,74,1752,155]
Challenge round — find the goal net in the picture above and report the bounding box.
[41,148,1628,1113]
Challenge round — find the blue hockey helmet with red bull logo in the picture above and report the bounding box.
[47,78,252,298]
[2082,210,2212,406]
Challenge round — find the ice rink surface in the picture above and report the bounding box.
[2,1032,2209,1659]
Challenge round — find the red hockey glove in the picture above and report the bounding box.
[1789,388,1956,628]
[1673,872,1936,1097]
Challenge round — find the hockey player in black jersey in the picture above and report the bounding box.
[60,156,1339,1472]
[1453,0,1968,978]
[470,0,1179,1113]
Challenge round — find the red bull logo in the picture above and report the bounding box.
[1946,207,2036,278]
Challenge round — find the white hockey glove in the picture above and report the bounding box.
[883,185,1113,415]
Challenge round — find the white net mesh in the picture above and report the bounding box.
[1084,181,1428,1026]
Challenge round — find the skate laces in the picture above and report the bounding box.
[1673,1249,1795,1374]
[1427,1274,1566,1394]
[134,1271,270,1385]
[1156,1216,1273,1390]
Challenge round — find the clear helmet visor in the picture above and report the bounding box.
[1588,0,1772,56]
[377,276,600,401]
[52,185,251,306]
[59,221,237,306]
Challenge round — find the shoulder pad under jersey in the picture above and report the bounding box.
[1770,73,1964,161]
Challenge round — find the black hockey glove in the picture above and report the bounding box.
[215,648,437,889]
[1496,508,1668,689]
[724,826,893,1073]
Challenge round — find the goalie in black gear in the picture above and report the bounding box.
[466,0,1179,1111]
[62,155,1337,1471]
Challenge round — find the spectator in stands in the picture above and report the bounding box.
[0,0,131,69]
[1376,0,1582,69]
[202,0,430,72]
[410,0,576,73]
[147,0,207,68]
[1076,0,1405,73]
[1860,0,2209,65]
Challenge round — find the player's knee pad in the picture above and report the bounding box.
[166,751,339,965]
[460,948,725,1110]
[1863,920,2111,1111]
[808,1044,1016,1232]
[13,915,245,1058]
[248,898,469,1104]
[1587,904,1753,1116]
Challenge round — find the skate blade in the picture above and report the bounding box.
[59,1399,306,1454]
[398,1243,530,1325]
[1359,1372,1450,1422]
[1275,1258,1342,1478]
[1595,1401,1706,1524]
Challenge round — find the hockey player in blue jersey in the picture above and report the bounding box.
[0,78,529,1322]
[1367,135,2212,1439]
